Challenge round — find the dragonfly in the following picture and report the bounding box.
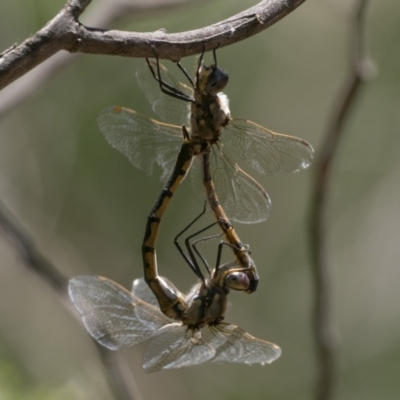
[69,274,281,372]
[98,50,313,293]
[143,200,256,317]
[98,50,314,226]
[69,214,281,372]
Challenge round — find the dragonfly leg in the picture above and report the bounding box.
[183,221,221,276]
[190,231,223,274]
[145,53,194,103]
[176,61,194,87]
[215,241,248,273]
[174,203,208,281]
[173,201,221,278]
[212,43,220,67]
[195,42,206,92]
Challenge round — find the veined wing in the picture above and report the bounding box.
[206,323,282,365]
[98,106,183,182]
[69,276,171,350]
[131,277,159,307]
[132,276,181,309]
[223,119,314,175]
[136,59,193,127]
[143,322,281,372]
[143,326,215,373]
[191,146,271,224]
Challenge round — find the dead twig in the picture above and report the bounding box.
[0,0,305,91]
[0,199,141,400]
[0,0,199,119]
[309,1,373,399]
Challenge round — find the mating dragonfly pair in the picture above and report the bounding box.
[69,49,314,372]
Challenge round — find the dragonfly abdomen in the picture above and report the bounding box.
[142,140,195,318]
[200,150,260,292]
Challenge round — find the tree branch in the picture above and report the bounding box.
[309,1,373,399]
[0,0,198,119]
[0,0,305,91]
[0,199,141,400]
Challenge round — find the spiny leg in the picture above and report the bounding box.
[183,220,221,276]
[176,61,194,87]
[212,43,220,67]
[174,202,223,278]
[174,202,209,281]
[195,42,206,92]
[145,53,194,103]
[191,231,224,273]
[214,241,249,274]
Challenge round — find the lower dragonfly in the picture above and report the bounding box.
[69,212,281,372]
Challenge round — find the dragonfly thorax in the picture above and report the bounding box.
[190,65,231,143]
[181,263,250,328]
[183,279,228,328]
[191,93,231,140]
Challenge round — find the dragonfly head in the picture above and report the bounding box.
[224,271,250,292]
[198,64,229,96]
[215,262,250,292]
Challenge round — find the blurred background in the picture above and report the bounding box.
[1,0,400,399]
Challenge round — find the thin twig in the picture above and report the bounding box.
[0,0,198,119]
[309,1,372,399]
[0,0,305,91]
[0,199,141,400]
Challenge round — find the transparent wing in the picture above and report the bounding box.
[191,147,271,224]
[131,277,159,307]
[132,276,181,309]
[144,322,281,372]
[68,276,171,350]
[205,323,282,365]
[223,119,314,175]
[136,59,193,126]
[98,106,183,182]
[143,327,215,373]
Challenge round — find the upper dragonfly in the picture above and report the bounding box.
[98,50,314,224]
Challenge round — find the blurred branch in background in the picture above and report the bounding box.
[0,0,305,91]
[0,199,142,400]
[309,1,374,399]
[0,0,199,119]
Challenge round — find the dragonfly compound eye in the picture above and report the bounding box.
[206,68,229,95]
[224,272,250,292]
